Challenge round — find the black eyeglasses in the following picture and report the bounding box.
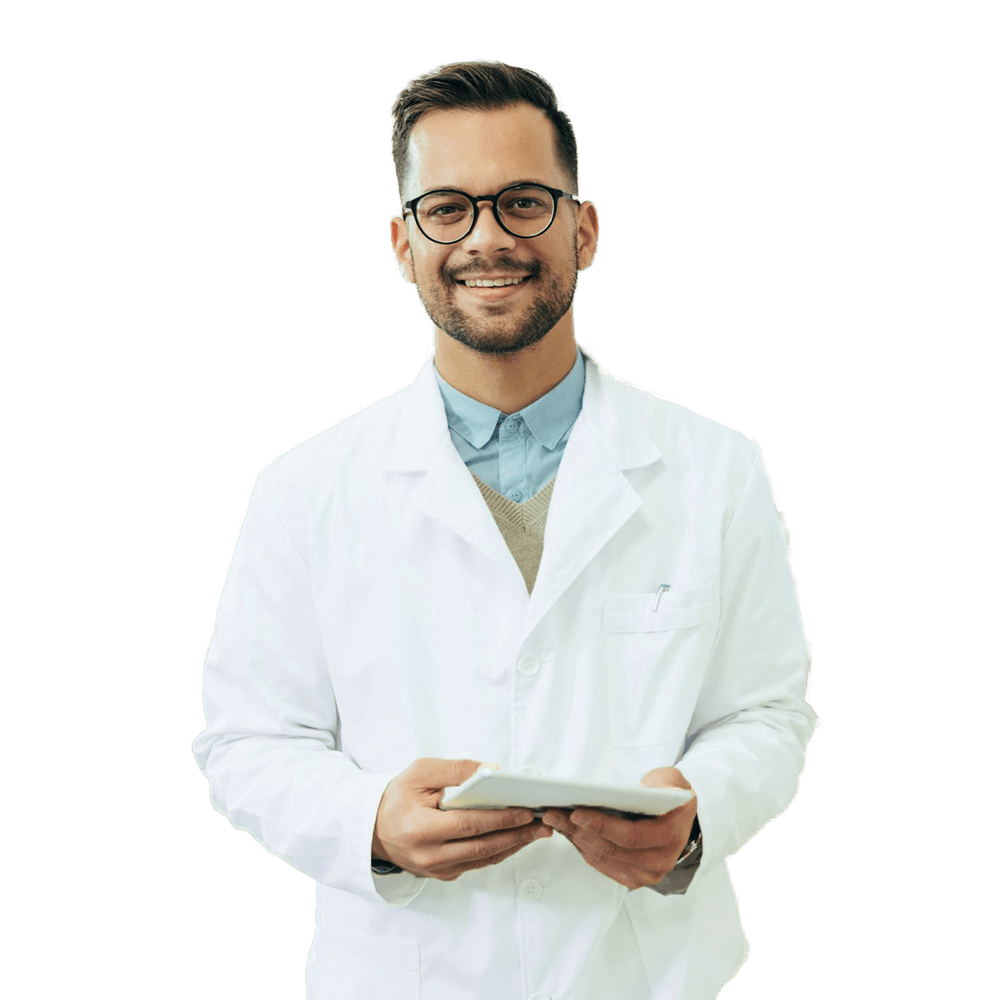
[402,183,579,245]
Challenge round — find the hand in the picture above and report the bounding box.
[541,767,698,890]
[372,758,552,881]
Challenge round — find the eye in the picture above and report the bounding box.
[499,187,553,219]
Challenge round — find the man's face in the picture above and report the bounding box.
[393,103,597,356]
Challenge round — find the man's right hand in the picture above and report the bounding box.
[371,758,551,881]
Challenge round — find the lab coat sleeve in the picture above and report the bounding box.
[674,448,815,889]
[192,469,426,907]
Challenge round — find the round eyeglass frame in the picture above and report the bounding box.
[401,183,580,245]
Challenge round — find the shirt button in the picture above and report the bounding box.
[518,878,543,901]
[509,489,523,502]
[506,416,522,431]
[518,654,540,676]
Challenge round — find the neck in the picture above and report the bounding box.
[433,319,578,414]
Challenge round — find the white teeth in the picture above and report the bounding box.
[462,277,525,287]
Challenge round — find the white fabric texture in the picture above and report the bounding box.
[192,355,814,999]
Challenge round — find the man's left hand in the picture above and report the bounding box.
[541,767,698,890]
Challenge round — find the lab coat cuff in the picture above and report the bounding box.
[669,761,725,889]
[371,867,428,907]
[361,771,428,908]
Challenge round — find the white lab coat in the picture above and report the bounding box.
[193,354,814,1000]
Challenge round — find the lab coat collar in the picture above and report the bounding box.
[385,361,526,591]
[383,350,663,611]
[384,351,660,475]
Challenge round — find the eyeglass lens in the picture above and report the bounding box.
[415,186,555,242]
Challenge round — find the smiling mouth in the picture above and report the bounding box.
[458,276,530,288]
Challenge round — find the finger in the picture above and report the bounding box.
[430,820,550,872]
[409,756,489,791]
[432,807,538,842]
[436,844,526,882]
[583,854,663,891]
[437,831,548,880]
[544,808,663,850]
[545,815,672,873]
[551,824,665,888]
[568,809,660,850]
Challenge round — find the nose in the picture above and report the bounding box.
[460,199,517,255]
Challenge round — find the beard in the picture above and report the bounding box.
[413,246,579,356]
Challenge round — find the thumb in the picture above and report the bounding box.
[408,757,497,789]
[640,766,691,790]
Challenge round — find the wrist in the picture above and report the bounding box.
[371,857,403,875]
[371,828,387,861]
[371,821,403,874]
[675,813,702,868]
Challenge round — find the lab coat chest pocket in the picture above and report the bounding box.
[603,584,721,749]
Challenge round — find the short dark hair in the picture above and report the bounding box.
[391,61,578,199]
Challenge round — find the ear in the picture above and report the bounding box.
[574,201,599,271]
[391,216,416,283]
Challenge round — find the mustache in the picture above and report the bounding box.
[446,257,542,282]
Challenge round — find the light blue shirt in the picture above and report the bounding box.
[433,348,586,503]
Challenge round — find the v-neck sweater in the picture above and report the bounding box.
[472,474,555,594]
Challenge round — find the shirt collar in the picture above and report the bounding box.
[433,346,586,450]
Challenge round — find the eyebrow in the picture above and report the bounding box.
[418,180,553,196]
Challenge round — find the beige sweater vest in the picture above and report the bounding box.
[471,475,555,594]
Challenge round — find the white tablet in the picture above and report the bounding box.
[439,768,693,820]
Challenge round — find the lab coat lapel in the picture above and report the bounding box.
[418,443,526,590]
[522,359,661,639]
[384,361,525,591]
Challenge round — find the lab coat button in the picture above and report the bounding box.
[518,878,543,901]
[517,654,540,676]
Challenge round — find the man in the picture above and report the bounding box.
[193,61,814,999]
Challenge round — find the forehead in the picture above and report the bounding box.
[404,102,567,199]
